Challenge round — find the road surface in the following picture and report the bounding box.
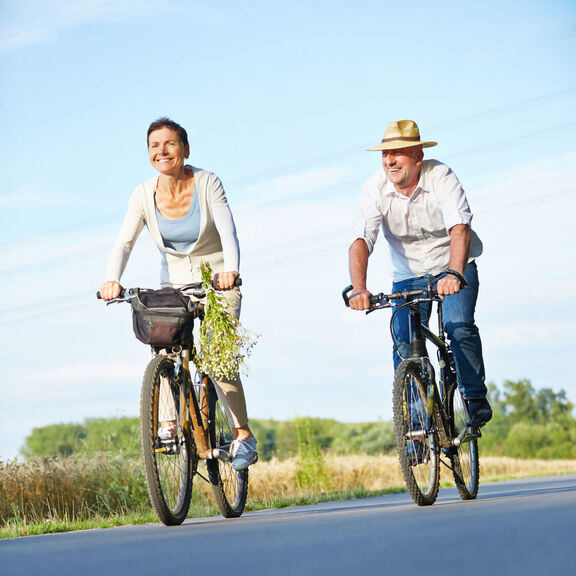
[1,475,574,576]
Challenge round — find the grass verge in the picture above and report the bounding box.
[2,454,575,539]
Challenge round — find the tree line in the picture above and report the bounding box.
[19,379,576,461]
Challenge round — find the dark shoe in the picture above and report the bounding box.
[467,398,493,427]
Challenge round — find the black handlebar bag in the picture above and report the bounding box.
[130,288,195,347]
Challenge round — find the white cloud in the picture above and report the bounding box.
[2,150,576,459]
[237,166,350,206]
[485,322,570,348]
[472,150,576,214]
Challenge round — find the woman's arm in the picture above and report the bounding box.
[102,188,146,293]
[208,173,240,276]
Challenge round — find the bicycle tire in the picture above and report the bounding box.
[203,377,248,518]
[449,386,480,500]
[140,356,195,525]
[393,359,440,506]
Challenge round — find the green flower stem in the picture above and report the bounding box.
[197,262,258,380]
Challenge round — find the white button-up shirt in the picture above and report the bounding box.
[350,159,483,281]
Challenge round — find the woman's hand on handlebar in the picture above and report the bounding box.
[99,281,123,301]
[213,270,240,291]
[348,288,373,311]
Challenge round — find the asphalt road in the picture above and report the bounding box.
[1,475,575,576]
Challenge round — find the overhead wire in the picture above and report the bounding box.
[3,184,575,324]
[2,88,576,322]
[2,85,575,249]
[0,0,124,43]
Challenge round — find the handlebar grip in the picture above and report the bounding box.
[342,285,387,308]
[370,294,386,305]
[96,288,126,300]
[342,285,353,307]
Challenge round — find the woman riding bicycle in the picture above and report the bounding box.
[99,117,257,470]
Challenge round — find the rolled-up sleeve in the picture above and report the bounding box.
[348,174,384,255]
[430,163,473,231]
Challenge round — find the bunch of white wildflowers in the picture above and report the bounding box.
[197,262,259,380]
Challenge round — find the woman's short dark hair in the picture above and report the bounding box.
[147,117,189,149]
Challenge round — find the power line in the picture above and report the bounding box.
[477,187,576,214]
[2,185,574,324]
[447,121,576,160]
[0,0,123,43]
[0,210,125,248]
[2,85,575,250]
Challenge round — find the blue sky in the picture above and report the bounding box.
[1,0,575,460]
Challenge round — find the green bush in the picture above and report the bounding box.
[19,380,576,462]
[21,417,141,460]
[481,379,576,459]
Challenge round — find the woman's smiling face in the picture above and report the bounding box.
[148,127,189,175]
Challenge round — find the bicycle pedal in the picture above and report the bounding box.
[212,448,232,463]
[468,426,482,438]
[156,438,178,455]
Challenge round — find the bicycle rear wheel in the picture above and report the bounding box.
[393,359,440,506]
[449,386,480,500]
[203,377,248,518]
[140,356,195,525]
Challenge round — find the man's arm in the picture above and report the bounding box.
[348,238,373,310]
[437,223,471,297]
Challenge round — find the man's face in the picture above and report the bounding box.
[382,146,423,194]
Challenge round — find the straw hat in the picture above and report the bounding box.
[367,120,437,151]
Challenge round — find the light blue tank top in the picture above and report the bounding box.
[155,189,201,253]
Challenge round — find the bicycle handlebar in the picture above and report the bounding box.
[342,270,468,311]
[342,285,433,309]
[96,277,242,302]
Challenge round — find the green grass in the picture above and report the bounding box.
[0,486,407,539]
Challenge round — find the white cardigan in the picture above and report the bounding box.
[105,165,240,287]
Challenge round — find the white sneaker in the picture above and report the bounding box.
[230,437,258,471]
[158,423,176,444]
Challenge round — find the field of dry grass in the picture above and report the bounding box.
[246,454,576,499]
[2,453,575,536]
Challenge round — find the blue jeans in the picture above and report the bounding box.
[391,261,487,400]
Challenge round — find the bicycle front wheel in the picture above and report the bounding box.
[449,386,480,500]
[140,356,195,525]
[393,359,440,506]
[203,378,248,518]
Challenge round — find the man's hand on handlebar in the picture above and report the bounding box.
[348,288,373,311]
[99,281,123,301]
[436,271,464,298]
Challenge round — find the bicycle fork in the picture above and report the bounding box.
[413,360,452,451]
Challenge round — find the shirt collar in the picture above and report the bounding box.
[382,169,426,198]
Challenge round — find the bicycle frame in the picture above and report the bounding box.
[405,297,480,450]
[159,337,228,462]
[99,285,228,463]
[99,280,248,523]
[402,295,455,448]
[342,278,481,504]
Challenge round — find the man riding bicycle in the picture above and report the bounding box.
[347,119,492,428]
